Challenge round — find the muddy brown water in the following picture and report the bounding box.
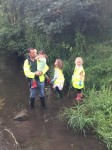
[0,55,107,150]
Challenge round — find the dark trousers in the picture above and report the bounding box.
[76,89,82,94]
[55,86,63,98]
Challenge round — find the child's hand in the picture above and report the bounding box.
[79,81,82,86]
[35,55,39,60]
[35,71,42,76]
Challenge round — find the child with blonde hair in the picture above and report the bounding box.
[72,57,85,100]
[51,59,65,98]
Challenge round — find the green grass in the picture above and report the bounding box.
[61,86,112,149]
[58,42,112,149]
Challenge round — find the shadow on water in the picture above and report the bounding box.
[0,54,107,150]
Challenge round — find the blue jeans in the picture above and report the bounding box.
[30,79,45,98]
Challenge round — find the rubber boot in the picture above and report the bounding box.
[30,97,35,108]
[40,97,46,107]
[55,87,63,99]
[75,93,81,101]
[31,80,37,88]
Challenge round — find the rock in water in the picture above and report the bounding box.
[14,110,29,121]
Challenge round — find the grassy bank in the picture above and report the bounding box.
[61,43,112,149]
[61,86,112,149]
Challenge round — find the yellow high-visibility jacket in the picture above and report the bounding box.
[72,66,85,89]
[23,59,49,82]
[53,68,65,86]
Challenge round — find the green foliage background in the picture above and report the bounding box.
[0,0,112,149]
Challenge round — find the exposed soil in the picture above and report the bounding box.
[0,55,107,150]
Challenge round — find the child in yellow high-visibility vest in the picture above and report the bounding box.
[31,50,48,88]
[72,57,85,100]
[51,59,65,98]
[35,50,47,73]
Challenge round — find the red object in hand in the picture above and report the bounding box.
[31,80,37,88]
[47,79,51,84]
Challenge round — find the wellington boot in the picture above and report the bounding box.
[30,97,35,108]
[31,80,37,88]
[75,93,81,101]
[40,97,46,108]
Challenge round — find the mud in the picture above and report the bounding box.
[0,55,107,150]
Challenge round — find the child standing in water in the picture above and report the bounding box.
[72,57,85,100]
[51,59,65,98]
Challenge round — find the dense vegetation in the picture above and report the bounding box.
[0,0,112,55]
[0,0,112,149]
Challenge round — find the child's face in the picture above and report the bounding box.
[38,54,44,58]
[54,60,58,66]
[75,59,82,66]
